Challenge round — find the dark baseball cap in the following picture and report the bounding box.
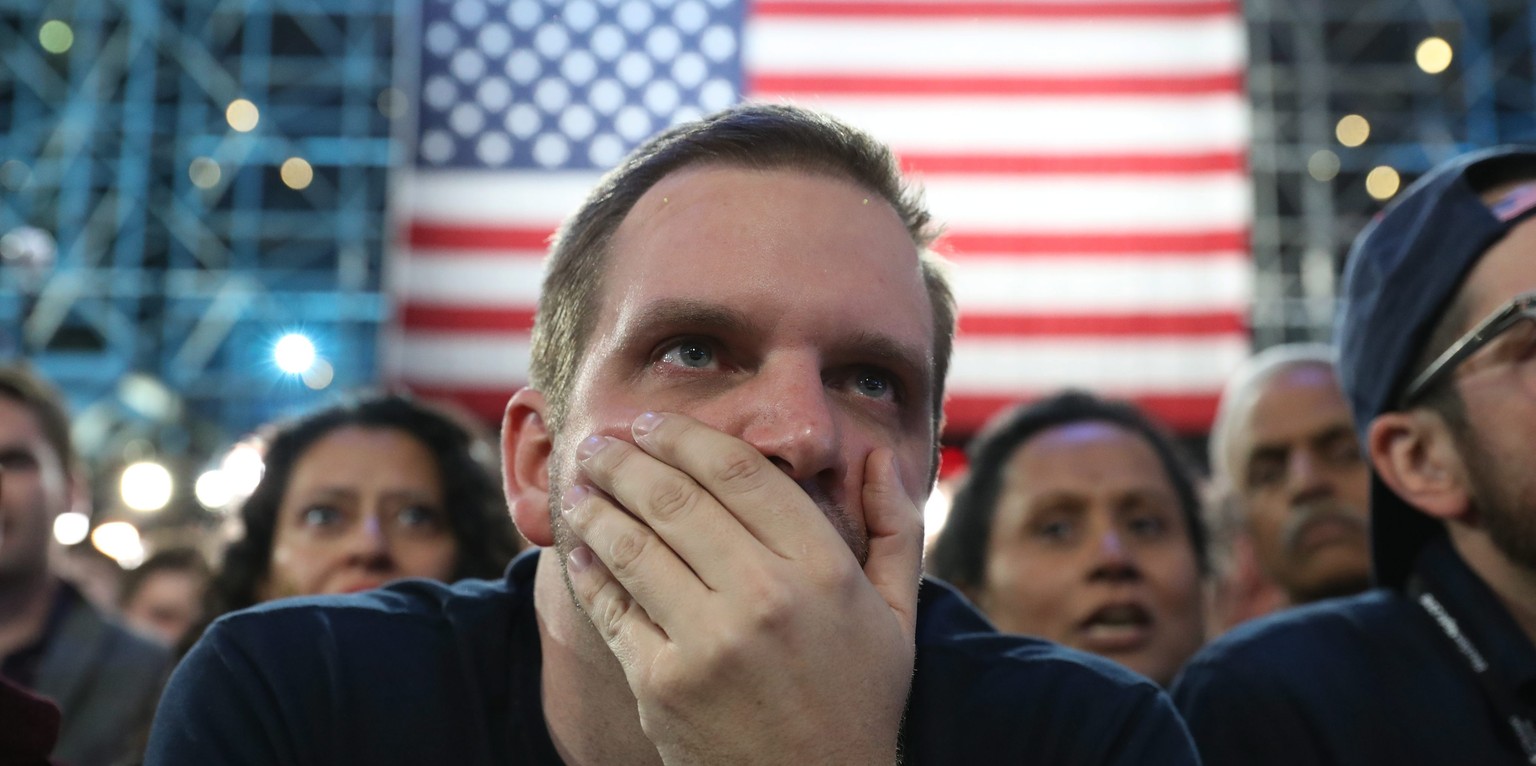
[1336,145,1536,590]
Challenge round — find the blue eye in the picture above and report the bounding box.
[660,339,716,370]
[854,371,895,399]
[300,506,342,528]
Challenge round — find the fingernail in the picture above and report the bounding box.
[577,435,607,463]
[561,484,588,513]
[633,411,663,437]
[568,546,593,573]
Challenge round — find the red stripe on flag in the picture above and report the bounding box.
[900,152,1246,176]
[944,392,1220,435]
[406,222,552,251]
[753,1,1239,19]
[749,72,1242,97]
[939,230,1249,255]
[957,311,1244,337]
[400,303,537,332]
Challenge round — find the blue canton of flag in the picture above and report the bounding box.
[415,0,745,171]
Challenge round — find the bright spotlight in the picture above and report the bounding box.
[195,469,234,510]
[91,521,145,568]
[274,333,317,374]
[53,511,90,545]
[120,461,173,512]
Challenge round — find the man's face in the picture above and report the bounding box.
[0,397,71,581]
[546,165,937,564]
[975,421,1205,686]
[1440,212,1536,571]
[1235,364,1371,603]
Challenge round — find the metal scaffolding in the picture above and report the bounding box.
[1246,0,1536,347]
[1,0,398,499]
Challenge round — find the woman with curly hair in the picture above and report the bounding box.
[203,394,523,620]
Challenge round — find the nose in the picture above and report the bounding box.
[344,514,393,569]
[729,356,842,485]
[1088,526,1141,583]
[1286,447,1332,507]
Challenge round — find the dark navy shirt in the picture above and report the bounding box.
[148,549,1198,765]
[1172,536,1536,765]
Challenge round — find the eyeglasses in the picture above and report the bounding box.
[1400,291,1536,406]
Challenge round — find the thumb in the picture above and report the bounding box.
[861,449,923,636]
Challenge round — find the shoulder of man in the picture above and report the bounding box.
[1171,589,1420,766]
[145,573,522,766]
[39,589,174,766]
[907,578,1198,765]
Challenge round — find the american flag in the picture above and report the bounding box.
[387,0,1251,437]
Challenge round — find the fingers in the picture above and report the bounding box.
[577,433,767,588]
[620,412,849,561]
[561,481,704,639]
[859,449,924,636]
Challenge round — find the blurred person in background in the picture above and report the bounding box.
[199,393,522,626]
[929,390,1209,686]
[1175,146,1536,765]
[1204,344,1372,630]
[0,365,171,766]
[119,547,209,648]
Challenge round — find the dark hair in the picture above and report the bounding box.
[928,390,1209,591]
[204,394,522,617]
[0,364,75,478]
[120,547,211,607]
[531,103,955,469]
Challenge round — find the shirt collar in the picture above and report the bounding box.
[1415,535,1536,702]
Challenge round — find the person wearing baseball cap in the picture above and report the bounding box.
[1172,145,1536,765]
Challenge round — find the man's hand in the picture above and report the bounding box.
[561,411,923,765]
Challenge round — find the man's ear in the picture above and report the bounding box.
[503,387,554,547]
[1368,410,1470,523]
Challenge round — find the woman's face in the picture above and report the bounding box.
[259,425,459,600]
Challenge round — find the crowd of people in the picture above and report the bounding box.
[2,104,1534,764]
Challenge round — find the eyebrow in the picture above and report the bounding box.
[625,298,754,339]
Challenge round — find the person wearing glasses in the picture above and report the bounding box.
[1173,146,1536,765]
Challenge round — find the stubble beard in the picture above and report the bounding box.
[1454,426,1536,575]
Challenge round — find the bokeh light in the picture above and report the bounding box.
[195,469,234,511]
[1335,115,1370,147]
[222,442,266,498]
[188,157,221,189]
[1366,166,1402,200]
[1308,150,1341,182]
[280,157,314,190]
[121,461,174,512]
[226,99,260,132]
[91,522,145,568]
[53,512,90,545]
[1416,37,1453,74]
[39,20,73,54]
[302,358,335,390]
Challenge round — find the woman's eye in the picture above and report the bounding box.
[300,506,341,528]
[1127,515,1168,539]
[660,339,717,370]
[398,505,442,529]
[1033,519,1074,542]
